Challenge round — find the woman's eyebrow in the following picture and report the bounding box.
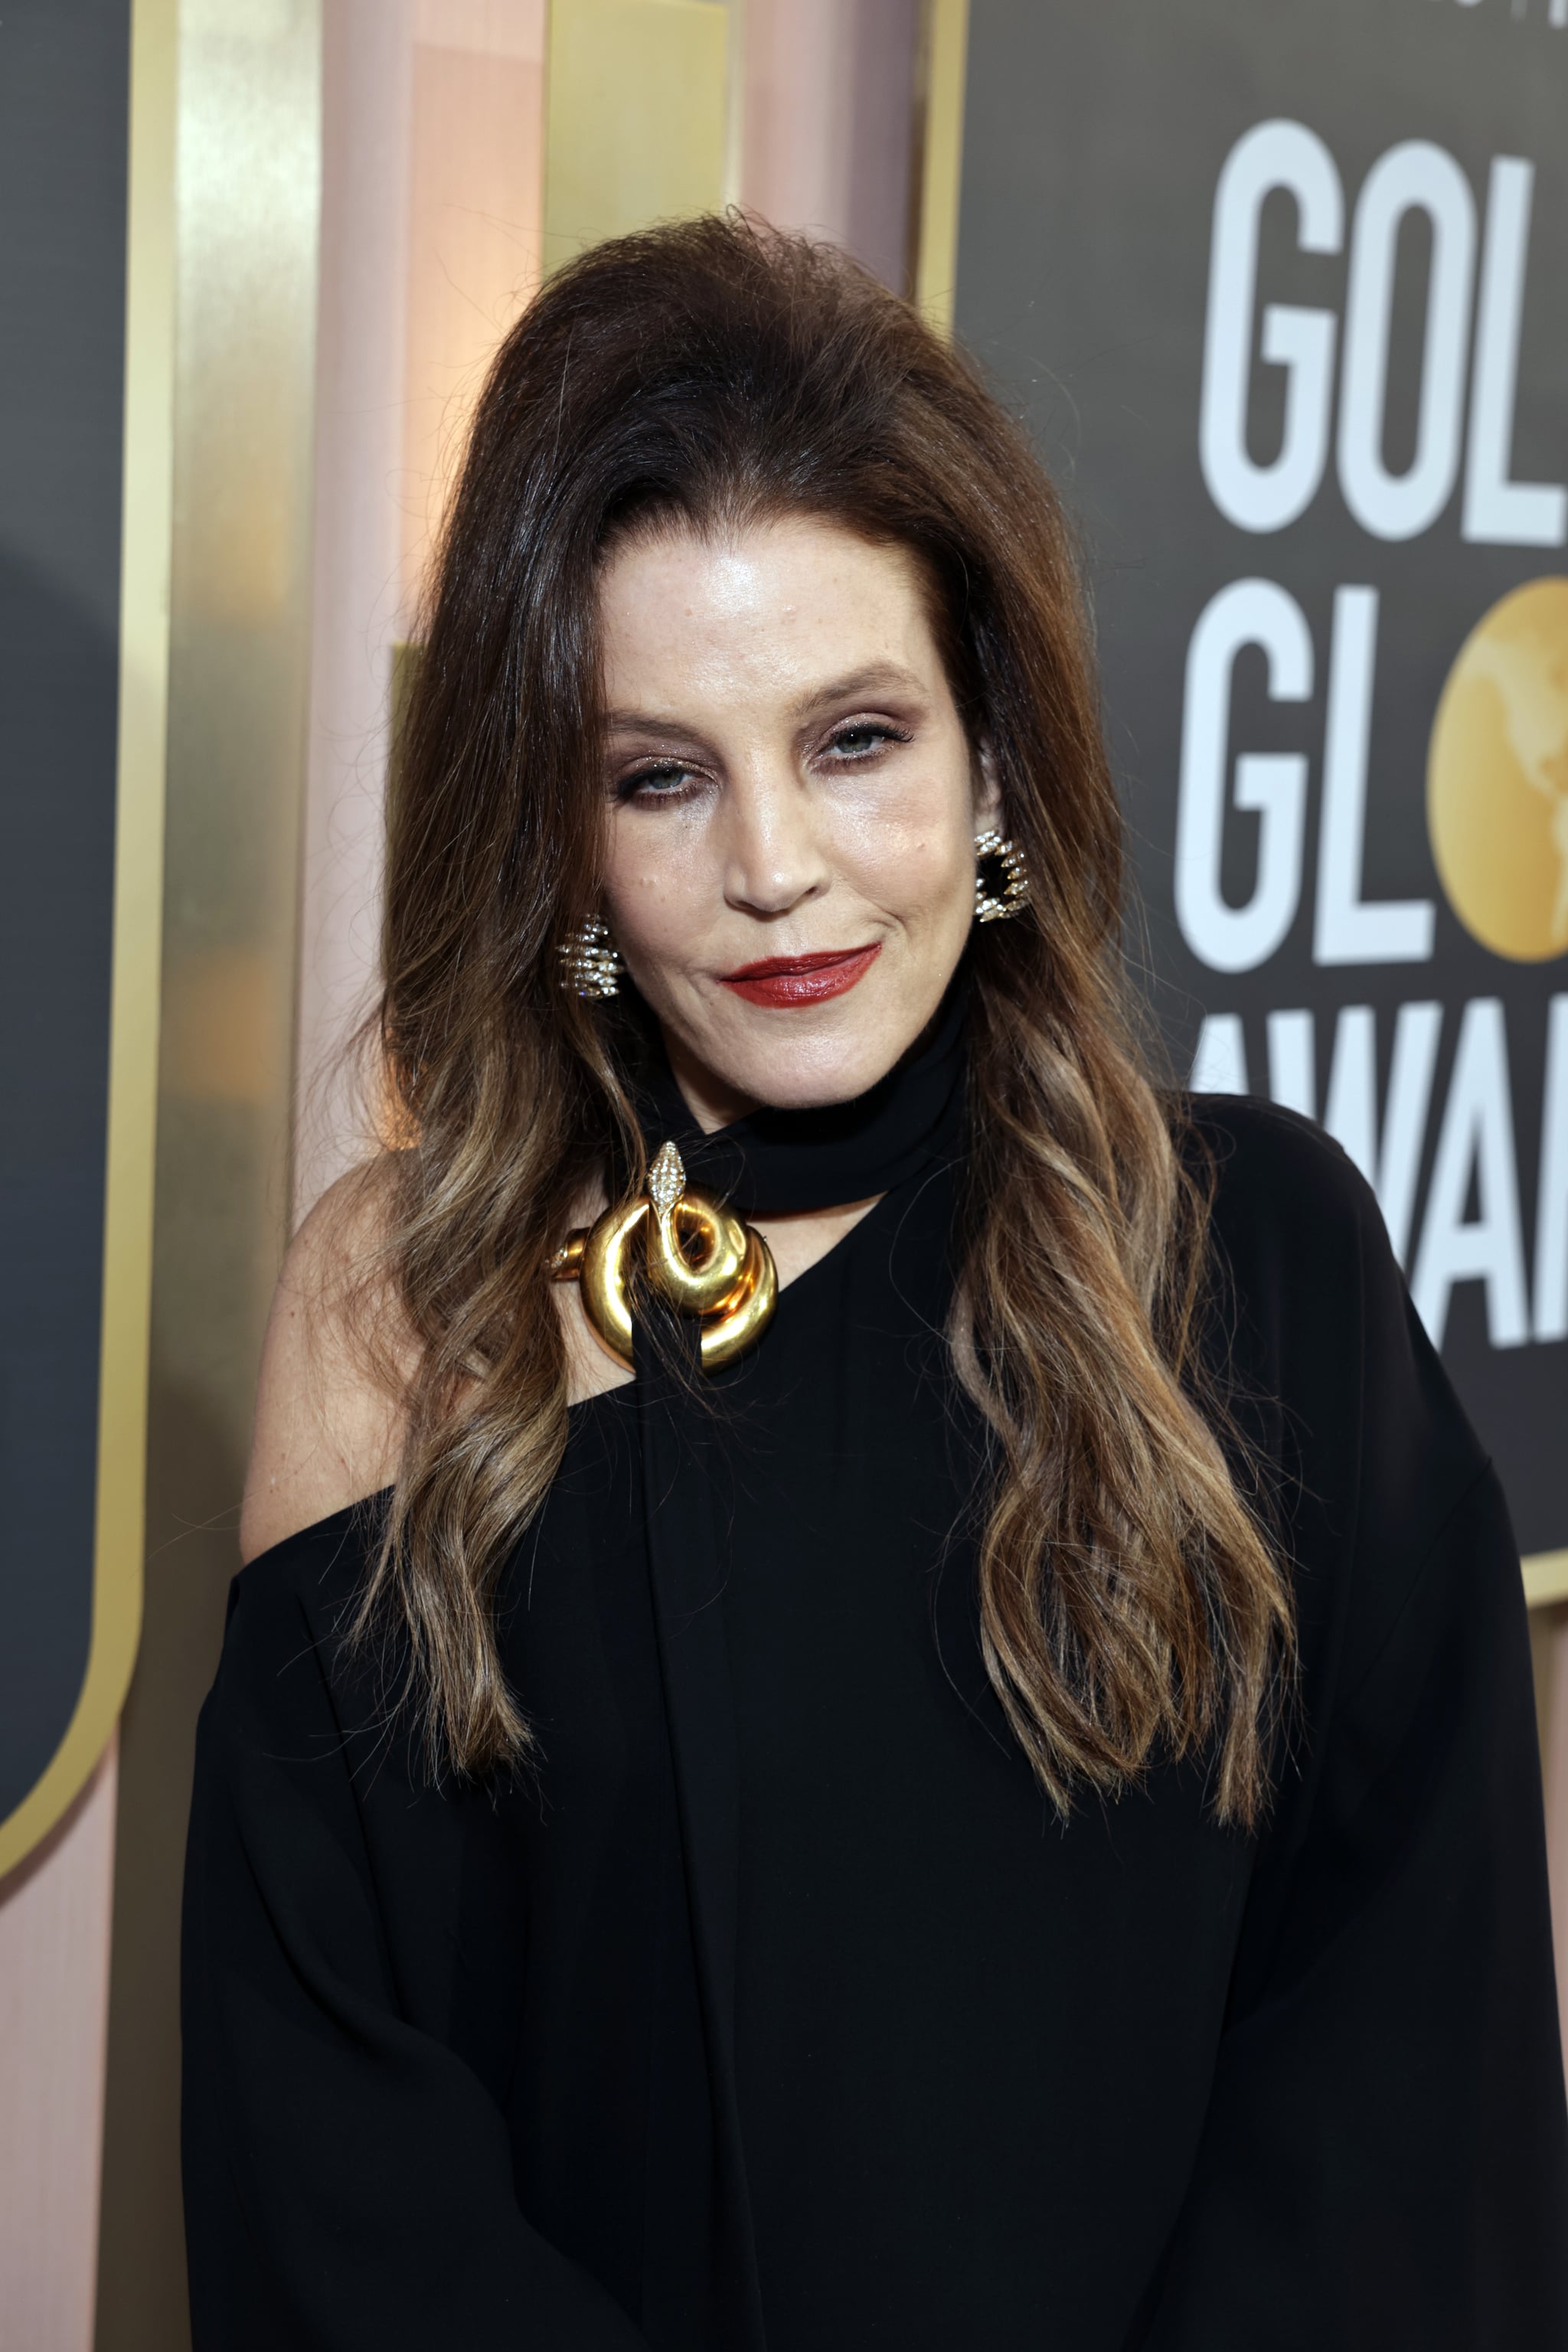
[602,707,714,740]
[786,662,926,720]
[603,663,928,740]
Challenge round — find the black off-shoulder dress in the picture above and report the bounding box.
[181,1086,1568,2350]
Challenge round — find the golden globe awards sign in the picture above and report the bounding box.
[954,0,1568,1562]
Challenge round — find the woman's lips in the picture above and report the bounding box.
[718,944,881,1008]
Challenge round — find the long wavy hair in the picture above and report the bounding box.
[356,214,1292,1824]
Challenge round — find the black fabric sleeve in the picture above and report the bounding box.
[181,1560,651,2352]
[1143,1109,1568,2350]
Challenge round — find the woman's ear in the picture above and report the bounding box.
[972,739,1004,833]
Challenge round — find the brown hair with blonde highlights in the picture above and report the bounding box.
[358,214,1292,1824]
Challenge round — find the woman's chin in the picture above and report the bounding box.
[657,972,947,1125]
[704,1028,913,1116]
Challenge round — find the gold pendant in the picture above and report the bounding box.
[550,1141,778,1372]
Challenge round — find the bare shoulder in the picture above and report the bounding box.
[240,1159,416,1565]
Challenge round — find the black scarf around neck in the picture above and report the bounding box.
[628,973,970,1218]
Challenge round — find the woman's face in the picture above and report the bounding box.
[597,514,997,1127]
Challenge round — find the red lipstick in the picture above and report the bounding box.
[719,944,881,1008]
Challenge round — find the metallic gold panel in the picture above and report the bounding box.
[544,0,730,265]
[912,0,969,331]
[1527,1550,1568,1608]
[97,3,323,2344]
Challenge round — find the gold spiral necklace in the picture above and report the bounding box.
[551,1141,779,1372]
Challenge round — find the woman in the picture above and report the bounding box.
[182,218,1566,2349]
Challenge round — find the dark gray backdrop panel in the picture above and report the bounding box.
[0,2,132,1818]
[955,0,1568,1552]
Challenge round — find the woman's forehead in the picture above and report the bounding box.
[596,518,943,718]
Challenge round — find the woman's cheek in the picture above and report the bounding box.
[843,766,972,903]
[607,843,697,952]
[851,827,964,925]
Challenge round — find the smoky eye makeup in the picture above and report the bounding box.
[610,751,710,803]
[818,717,914,763]
[605,702,921,802]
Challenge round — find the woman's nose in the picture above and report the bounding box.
[720,765,831,918]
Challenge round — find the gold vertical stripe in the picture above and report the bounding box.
[0,0,177,1880]
[913,0,970,334]
[720,0,746,214]
[544,0,730,270]
[1525,1551,1568,1610]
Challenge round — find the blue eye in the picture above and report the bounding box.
[828,722,906,760]
[622,762,697,799]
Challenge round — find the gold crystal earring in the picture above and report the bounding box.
[560,914,622,998]
[973,830,1029,923]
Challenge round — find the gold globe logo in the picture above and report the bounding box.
[1427,577,1568,963]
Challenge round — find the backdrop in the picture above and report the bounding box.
[955,0,1568,1559]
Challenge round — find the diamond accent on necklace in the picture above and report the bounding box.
[646,1140,687,1218]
